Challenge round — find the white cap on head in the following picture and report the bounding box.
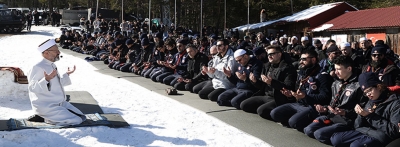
[234,49,247,58]
[270,40,278,45]
[301,36,308,41]
[292,36,298,40]
[37,39,56,53]
[359,37,367,42]
[340,42,351,47]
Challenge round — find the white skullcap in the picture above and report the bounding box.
[301,36,309,41]
[359,37,367,42]
[234,49,247,58]
[270,40,278,45]
[340,42,351,47]
[292,36,298,40]
[37,39,56,53]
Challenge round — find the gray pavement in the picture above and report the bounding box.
[60,47,330,147]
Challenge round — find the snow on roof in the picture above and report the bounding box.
[279,2,346,22]
[312,24,334,32]
[233,2,355,31]
[233,20,280,31]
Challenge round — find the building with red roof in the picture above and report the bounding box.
[313,6,400,53]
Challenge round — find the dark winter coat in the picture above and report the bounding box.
[183,52,209,83]
[355,93,400,145]
[228,57,263,92]
[252,58,297,105]
[296,65,334,106]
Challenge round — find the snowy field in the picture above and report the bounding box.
[0,26,271,147]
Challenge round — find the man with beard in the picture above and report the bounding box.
[240,45,297,119]
[270,50,333,132]
[216,49,263,109]
[304,56,367,145]
[362,45,400,87]
[199,39,238,101]
[161,39,189,86]
[27,39,85,126]
[173,44,209,91]
[319,45,341,77]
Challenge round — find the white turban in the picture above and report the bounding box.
[37,39,56,53]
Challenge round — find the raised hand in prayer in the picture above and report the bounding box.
[249,72,256,83]
[291,89,306,100]
[44,70,57,81]
[315,104,327,113]
[328,106,346,116]
[177,77,184,83]
[66,65,76,75]
[261,75,272,85]
[236,71,246,81]
[280,87,293,98]
[355,104,372,117]
[223,67,231,77]
[201,66,208,75]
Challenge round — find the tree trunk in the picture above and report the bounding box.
[49,0,53,13]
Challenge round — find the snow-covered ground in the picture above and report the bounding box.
[0,26,271,147]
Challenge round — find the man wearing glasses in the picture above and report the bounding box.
[216,49,263,109]
[270,50,333,132]
[27,39,85,126]
[241,45,297,120]
[361,45,400,87]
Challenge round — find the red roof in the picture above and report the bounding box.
[316,6,400,31]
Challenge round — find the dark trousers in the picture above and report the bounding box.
[270,103,318,132]
[120,63,133,72]
[217,88,254,109]
[156,72,173,83]
[163,74,180,86]
[174,81,198,92]
[198,86,225,101]
[304,116,350,145]
[27,21,32,30]
[150,70,163,82]
[141,66,154,77]
[331,130,383,147]
[240,96,276,120]
[192,80,211,94]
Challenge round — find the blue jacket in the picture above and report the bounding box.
[228,57,262,92]
[296,65,334,106]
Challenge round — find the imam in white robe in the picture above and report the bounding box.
[27,58,83,126]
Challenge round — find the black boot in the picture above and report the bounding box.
[27,114,45,122]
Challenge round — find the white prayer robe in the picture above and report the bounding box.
[28,58,83,126]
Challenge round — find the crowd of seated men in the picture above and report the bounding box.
[58,28,400,147]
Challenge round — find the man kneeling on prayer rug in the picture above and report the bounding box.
[27,39,86,126]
